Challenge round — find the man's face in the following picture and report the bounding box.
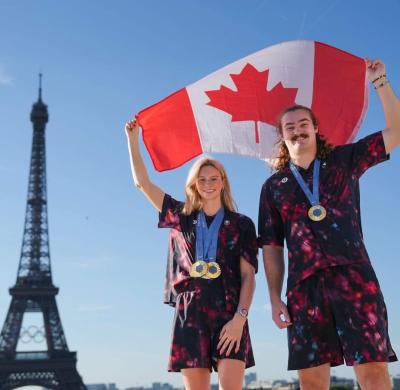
[280,109,318,155]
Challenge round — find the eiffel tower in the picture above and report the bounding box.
[0,75,86,389]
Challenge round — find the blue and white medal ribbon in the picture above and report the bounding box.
[189,208,224,278]
[289,159,326,222]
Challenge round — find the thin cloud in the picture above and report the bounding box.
[0,67,12,85]
[297,10,308,39]
[296,1,338,37]
[251,303,272,313]
[254,340,285,349]
[308,0,338,32]
[73,256,115,269]
[256,1,288,21]
[77,304,112,312]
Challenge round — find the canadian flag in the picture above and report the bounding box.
[137,41,368,172]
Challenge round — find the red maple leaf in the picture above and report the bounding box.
[205,63,298,143]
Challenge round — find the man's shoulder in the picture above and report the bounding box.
[329,131,384,156]
[322,141,354,165]
[263,168,290,188]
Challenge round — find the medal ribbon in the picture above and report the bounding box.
[289,159,321,207]
[196,208,224,262]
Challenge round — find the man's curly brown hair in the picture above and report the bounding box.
[273,105,334,171]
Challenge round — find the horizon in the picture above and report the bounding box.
[1,1,399,388]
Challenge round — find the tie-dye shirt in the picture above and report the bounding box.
[258,131,389,291]
[158,194,258,309]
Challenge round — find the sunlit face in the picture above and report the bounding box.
[280,109,318,155]
[195,165,224,202]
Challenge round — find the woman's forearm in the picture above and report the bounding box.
[125,120,165,211]
[127,134,151,189]
[237,269,255,313]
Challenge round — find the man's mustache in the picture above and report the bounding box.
[290,133,309,142]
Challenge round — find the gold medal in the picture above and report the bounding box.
[308,205,327,222]
[203,262,221,279]
[189,261,208,277]
[289,160,327,223]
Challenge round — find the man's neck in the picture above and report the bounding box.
[290,149,317,169]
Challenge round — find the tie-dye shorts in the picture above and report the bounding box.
[168,278,255,372]
[287,263,397,370]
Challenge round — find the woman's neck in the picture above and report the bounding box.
[202,199,223,216]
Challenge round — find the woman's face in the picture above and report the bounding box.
[195,165,224,202]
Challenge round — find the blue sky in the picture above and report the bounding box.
[0,0,399,388]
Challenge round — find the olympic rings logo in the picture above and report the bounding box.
[19,326,46,343]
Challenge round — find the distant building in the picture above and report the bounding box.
[126,384,180,390]
[272,379,299,390]
[125,387,146,390]
[151,382,174,390]
[245,372,257,386]
[331,376,355,388]
[246,379,273,389]
[242,376,300,390]
[393,375,400,390]
[87,384,118,390]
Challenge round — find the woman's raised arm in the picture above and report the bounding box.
[125,119,165,212]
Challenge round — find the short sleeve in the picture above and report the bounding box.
[257,181,284,248]
[338,131,389,178]
[238,217,258,273]
[158,194,184,229]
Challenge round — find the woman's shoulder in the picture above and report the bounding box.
[163,193,185,212]
[225,210,256,229]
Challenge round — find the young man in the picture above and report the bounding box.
[258,59,399,390]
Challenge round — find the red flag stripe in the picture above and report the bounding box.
[312,42,367,145]
[137,88,202,172]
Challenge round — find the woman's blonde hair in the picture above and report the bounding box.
[182,157,236,215]
[273,105,334,171]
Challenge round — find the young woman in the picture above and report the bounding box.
[125,119,258,390]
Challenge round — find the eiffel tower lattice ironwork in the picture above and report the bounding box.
[0,75,86,389]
